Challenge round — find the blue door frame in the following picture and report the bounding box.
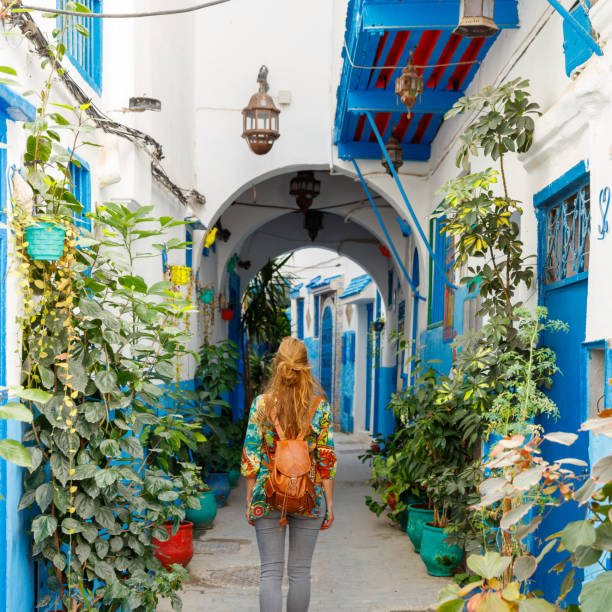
[320,306,334,401]
[410,248,420,386]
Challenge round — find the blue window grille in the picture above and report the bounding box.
[563,3,595,76]
[297,298,304,339]
[542,183,590,290]
[71,158,91,231]
[58,1,103,94]
[314,295,320,337]
[428,216,452,326]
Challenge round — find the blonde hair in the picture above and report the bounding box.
[256,337,323,437]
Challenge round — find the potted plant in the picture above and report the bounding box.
[24,219,66,261]
[221,301,236,321]
[153,520,195,569]
[170,264,191,286]
[372,318,385,332]
[185,483,218,529]
[418,469,464,576]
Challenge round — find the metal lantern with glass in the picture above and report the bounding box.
[455,0,498,37]
[242,65,281,155]
[394,57,424,116]
[289,171,321,212]
[381,133,403,175]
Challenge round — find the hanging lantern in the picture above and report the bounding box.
[242,65,281,155]
[289,171,321,212]
[381,135,403,175]
[394,57,424,115]
[304,210,323,242]
[455,0,498,37]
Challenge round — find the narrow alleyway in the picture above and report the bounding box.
[159,433,449,612]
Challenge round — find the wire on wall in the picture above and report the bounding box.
[7,4,204,209]
[16,0,231,19]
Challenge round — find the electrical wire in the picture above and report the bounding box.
[17,0,231,19]
[342,38,482,71]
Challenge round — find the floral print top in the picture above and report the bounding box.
[241,394,337,521]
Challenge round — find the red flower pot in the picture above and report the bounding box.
[221,308,234,321]
[153,521,194,569]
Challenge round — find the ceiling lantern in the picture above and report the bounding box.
[455,0,498,37]
[381,134,403,175]
[304,210,323,242]
[242,65,280,155]
[289,171,321,212]
[394,57,424,116]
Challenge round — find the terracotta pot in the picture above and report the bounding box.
[221,308,234,321]
[153,521,194,569]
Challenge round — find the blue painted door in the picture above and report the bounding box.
[410,249,420,386]
[320,306,334,400]
[365,302,374,431]
[535,179,590,604]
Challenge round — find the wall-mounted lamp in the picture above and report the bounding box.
[382,133,403,175]
[242,65,281,155]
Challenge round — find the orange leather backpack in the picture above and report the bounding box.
[264,396,322,526]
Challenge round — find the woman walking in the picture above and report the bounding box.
[241,336,337,612]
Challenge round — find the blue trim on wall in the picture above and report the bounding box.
[0,85,36,122]
[185,225,193,269]
[533,160,588,209]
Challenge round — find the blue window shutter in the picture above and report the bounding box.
[58,0,103,94]
[72,159,91,231]
[563,5,595,76]
[430,217,446,324]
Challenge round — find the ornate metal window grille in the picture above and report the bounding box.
[543,184,590,286]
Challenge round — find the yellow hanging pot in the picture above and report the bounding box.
[170,265,191,286]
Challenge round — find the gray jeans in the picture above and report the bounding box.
[254,510,324,612]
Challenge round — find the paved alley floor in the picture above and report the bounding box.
[159,432,449,612]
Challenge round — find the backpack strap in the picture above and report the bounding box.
[266,395,287,441]
[297,396,322,441]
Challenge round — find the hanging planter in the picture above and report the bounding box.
[153,521,194,569]
[24,222,66,261]
[221,307,235,322]
[170,265,191,286]
[372,319,385,333]
[200,287,215,305]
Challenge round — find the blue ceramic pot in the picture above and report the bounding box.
[186,490,217,528]
[420,523,463,577]
[207,472,231,507]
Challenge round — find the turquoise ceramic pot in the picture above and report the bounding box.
[406,505,434,553]
[185,490,217,529]
[25,222,66,261]
[399,494,423,531]
[420,523,463,577]
[207,472,231,507]
[228,468,240,488]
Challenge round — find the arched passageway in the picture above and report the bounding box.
[196,169,424,440]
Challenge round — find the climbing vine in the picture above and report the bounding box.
[6,5,202,611]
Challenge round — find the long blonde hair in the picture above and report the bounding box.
[256,337,323,437]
